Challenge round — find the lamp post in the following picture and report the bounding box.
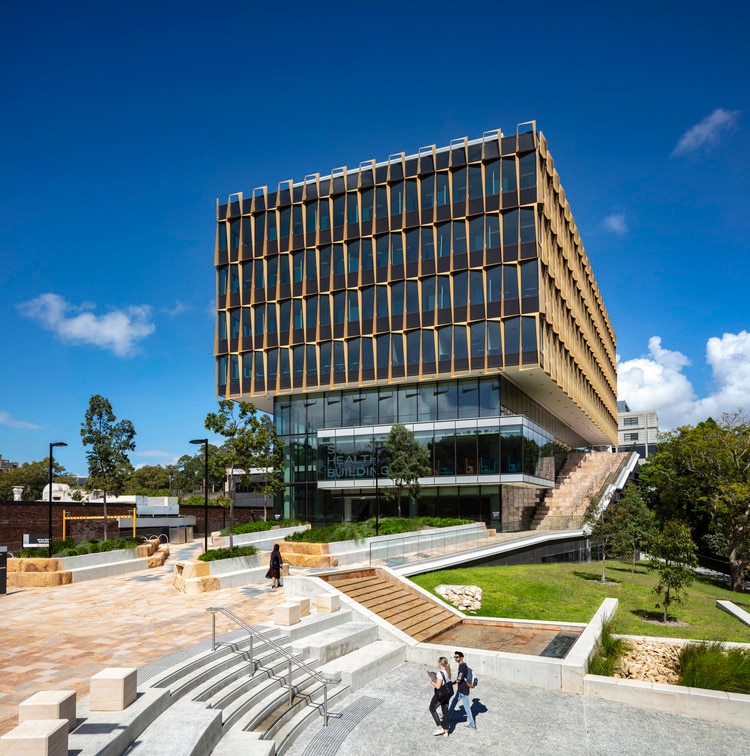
[48,442,67,558]
[190,439,209,552]
[373,444,381,537]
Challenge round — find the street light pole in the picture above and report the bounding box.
[48,442,67,558]
[374,444,380,537]
[190,439,209,552]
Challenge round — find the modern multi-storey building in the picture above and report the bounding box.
[617,401,659,459]
[214,123,617,528]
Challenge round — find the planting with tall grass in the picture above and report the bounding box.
[678,642,750,693]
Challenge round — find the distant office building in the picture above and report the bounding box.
[214,123,618,526]
[617,401,658,459]
[0,454,18,473]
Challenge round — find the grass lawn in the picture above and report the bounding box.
[410,560,750,643]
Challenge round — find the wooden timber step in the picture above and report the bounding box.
[326,570,461,642]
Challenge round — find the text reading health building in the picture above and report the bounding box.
[214,123,617,528]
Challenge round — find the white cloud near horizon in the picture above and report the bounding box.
[602,213,627,235]
[0,411,41,430]
[617,331,750,430]
[671,108,740,156]
[18,293,155,357]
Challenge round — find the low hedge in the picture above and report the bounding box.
[285,517,474,544]
[219,518,304,536]
[199,544,259,562]
[17,537,140,558]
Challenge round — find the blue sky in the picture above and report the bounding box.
[1,0,749,476]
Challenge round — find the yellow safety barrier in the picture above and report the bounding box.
[62,509,137,539]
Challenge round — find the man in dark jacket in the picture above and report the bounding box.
[450,650,477,729]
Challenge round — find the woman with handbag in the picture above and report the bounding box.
[265,543,283,590]
[427,656,452,737]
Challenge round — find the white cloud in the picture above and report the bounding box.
[671,108,740,156]
[617,332,750,429]
[0,411,41,429]
[162,300,189,317]
[18,293,155,357]
[602,213,627,235]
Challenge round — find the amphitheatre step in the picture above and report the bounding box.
[317,640,406,691]
[68,687,171,756]
[123,699,222,754]
[291,621,379,665]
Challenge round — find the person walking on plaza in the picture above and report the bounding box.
[450,650,477,729]
[265,543,283,590]
[428,656,453,737]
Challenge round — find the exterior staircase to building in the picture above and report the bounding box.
[531,451,631,531]
[323,568,462,642]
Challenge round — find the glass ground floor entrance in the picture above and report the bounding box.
[280,483,538,531]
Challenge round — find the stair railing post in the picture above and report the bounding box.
[288,659,293,706]
[323,683,329,726]
[249,635,254,674]
[212,611,216,651]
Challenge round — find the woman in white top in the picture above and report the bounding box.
[428,656,452,737]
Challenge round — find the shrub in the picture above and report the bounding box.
[199,545,258,562]
[587,619,628,676]
[678,642,750,694]
[286,523,365,543]
[422,517,473,528]
[220,518,303,536]
[284,517,475,543]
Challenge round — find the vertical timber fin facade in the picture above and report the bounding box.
[215,124,617,526]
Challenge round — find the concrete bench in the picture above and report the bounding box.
[19,690,76,732]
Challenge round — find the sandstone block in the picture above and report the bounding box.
[274,602,301,626]
[90,668,137,711]
[287,597,311,617]
[19,690,76,732]
[316,594,340,613]
[0,718,68,756]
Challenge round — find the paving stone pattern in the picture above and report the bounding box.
[0,542,286,737]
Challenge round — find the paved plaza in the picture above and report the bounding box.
[1,542,748,754]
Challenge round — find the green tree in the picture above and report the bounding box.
[204,400,284,547]
[610,485,657,573]
[584,494,617,583]
[173,449,222,495]
[128,464,171,495]
[648,520,698,623]
[383,423,431,518]
[0,459,72,501]
[641,412,750,591]
[80,394,136,539]
[250,414,285,522]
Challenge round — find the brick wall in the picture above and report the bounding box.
[0,501,263,551]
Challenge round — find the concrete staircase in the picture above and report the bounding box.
[324,569,461,642]
[60,608,404,755]
[531,452,631,530]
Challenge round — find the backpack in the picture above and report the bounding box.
[465,666,479,689]
[437,670,454,701]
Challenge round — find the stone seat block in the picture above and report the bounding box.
[90,667,137,711]
[274,602,301,626]
[0,718,68,756]
[19,690,76,731]
[287,596,311,617]
[316,593,340,613]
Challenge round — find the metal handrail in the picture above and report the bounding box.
[206,606,341,726]
[367,525,489,567]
